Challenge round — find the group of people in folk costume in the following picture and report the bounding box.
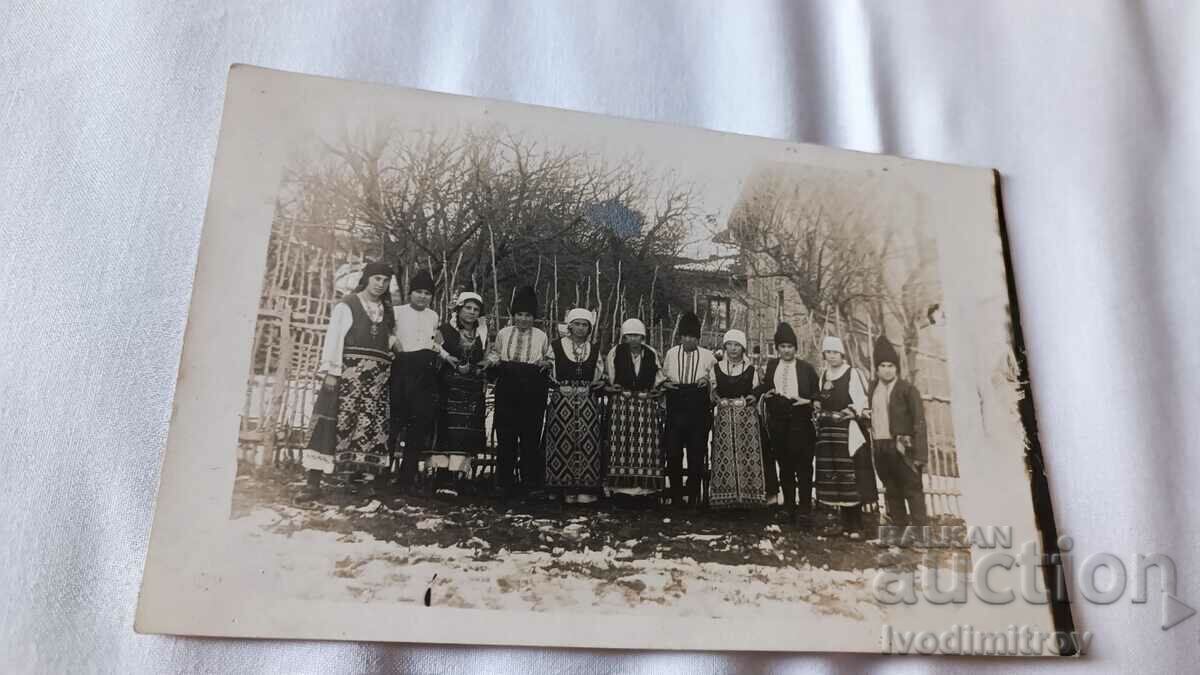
[303,261,930,534]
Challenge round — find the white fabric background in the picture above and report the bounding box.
[2,1,1197,672]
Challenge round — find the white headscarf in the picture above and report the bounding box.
[620,318,646,337]
[565,307,595,326]
[822,335,845,354]
[722,329,747,350]
[454,291,484,309]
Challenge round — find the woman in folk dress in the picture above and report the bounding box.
[302,260,397,497]
[708,329,768,509]
[602,318,665,495]
[542,308,607,503]
[429,291,489,496]
[813,335,878,537]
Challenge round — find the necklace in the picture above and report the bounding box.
[569,338,588,362]
[360,294,384,336]
[459,324,478,351]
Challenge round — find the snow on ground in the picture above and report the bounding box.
[227,502,890,624]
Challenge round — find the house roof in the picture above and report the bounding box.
[675,256,737,274]
[711,228,735,245]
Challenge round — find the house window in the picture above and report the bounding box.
[776,289,785,321]
[707,296,731,332]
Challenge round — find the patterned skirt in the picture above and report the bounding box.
[710,399,767,509]
[814,417,875,506]
[604,393,665,490]
[543,384,605,490]
[433,368,486,473]
[304,353,393,476]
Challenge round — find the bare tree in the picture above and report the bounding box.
[727,170,887,323]
[277,123,708,332]
[725,167,940,368]
[875,213,938,373]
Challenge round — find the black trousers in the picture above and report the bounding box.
[874,439,927,526]
[494,369,548,489]
[496,407,546,489]
[390,351,439,485]
[664,389,710,504]
[765,399,815,511]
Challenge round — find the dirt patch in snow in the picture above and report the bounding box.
[232,471,963,574]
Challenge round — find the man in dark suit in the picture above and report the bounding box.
[864,336,928,527]
[761,322,820,525]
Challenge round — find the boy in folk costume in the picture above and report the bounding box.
[660,311,717,507]
[603,318,665,495]
[389,268,443,490]
[761,322,821,525]
[486,286,553,495]
[303,261,397,498]
[814,336,878,537]
[863,335,928,527]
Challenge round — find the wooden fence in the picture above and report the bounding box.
[238,227,960,520]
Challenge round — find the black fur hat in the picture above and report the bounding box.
[410,268,435,294]
[510,285,538,317]
[773,322,797,347]
[678,311,701,339]
[873,335,901,372]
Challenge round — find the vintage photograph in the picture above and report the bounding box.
[138,66,1062,653]
[234,138,960,616]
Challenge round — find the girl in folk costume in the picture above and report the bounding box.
[485,285,553,495]
[660,311,717,507]
[603,318,665,495]
[814,335,879,537]
[761,322,821,525]
[708,329,768,509]
[429,291,490,496]
[543,308,607,503]
[389,268,443,490]
[303,261,397,497]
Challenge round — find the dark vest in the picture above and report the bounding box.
[438,322,486,363]
[613,343,658,391]
[714,362,756,398]
[343,294,393,361]
[551,338,599,384]
[819,366,860,411]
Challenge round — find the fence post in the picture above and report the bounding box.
[263,309,293,469]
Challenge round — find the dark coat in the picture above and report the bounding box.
[867,378,927,462]
[759,357,820,403]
